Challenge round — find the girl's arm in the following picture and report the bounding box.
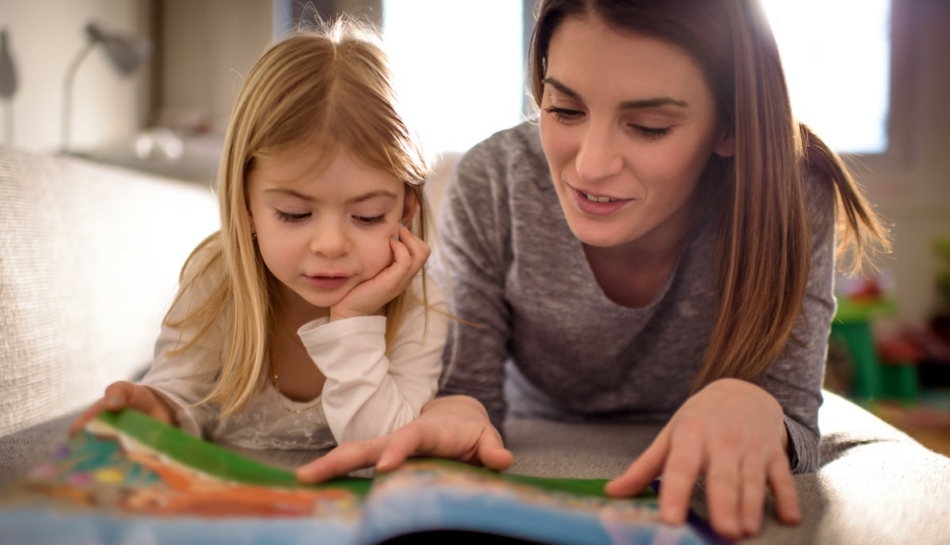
[301,275,448,443]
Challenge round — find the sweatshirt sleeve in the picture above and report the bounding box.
[432,131,522,433]
[299,276,448,443]
[759,175,838,473]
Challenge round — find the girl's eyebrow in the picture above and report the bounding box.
[264,188,398,204]
[542,77,689,109]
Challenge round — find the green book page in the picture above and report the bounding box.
[93,409,372,496]
[94,409,656,502]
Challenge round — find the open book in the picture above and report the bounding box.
[0,409,724,545]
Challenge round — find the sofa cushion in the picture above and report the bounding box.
[0,146,218,439]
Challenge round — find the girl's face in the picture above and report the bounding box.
[539,16,734,253]
[246,145,414,321]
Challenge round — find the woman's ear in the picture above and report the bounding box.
[400,184,420,225]
[714,130,736,158]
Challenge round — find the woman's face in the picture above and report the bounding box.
[539,15,734,253]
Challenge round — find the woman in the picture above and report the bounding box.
[297,0,889,540]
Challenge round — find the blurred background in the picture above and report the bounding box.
[0,0,948,450]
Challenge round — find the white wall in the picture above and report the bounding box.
[860,0,950,327]
[0,0,152,153]
[159,0,273,134]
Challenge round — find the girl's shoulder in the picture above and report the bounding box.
[180,234,226,286]
[404,270,448,314]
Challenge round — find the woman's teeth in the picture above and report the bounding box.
[584,192,615,203]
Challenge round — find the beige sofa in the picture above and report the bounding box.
[1,145,949,544]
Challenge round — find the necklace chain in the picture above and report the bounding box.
[270,320,321,414]
[271,366,321,414]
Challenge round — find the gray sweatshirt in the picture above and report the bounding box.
[434,121,834,473]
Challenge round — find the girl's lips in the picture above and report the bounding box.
[570,186,632,217]
[304,275,349,290]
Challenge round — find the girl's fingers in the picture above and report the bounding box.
[475,430,514,471]
[68,400,110,436]
[296,438,386,483]
[68,381,137,436]
[375,424,427,472]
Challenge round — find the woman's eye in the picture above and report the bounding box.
[276,210,310,224]
[544,106,584,122]
[631,125,671,140]
[355,215,386,226]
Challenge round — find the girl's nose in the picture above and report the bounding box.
[575,120,624,183]
[309,222,349,258]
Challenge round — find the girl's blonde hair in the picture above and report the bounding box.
[530,0,891,390]
[165,17,430,416]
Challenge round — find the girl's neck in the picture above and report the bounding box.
[275,283,330,331]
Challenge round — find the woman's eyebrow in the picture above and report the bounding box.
[543,77,689,109]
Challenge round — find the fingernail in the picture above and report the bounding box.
[377,453,394,471]
[392,234,399,242]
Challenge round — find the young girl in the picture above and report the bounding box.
[298,0,890,540]
[70,19,448,450]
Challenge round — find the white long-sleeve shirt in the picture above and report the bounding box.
[140,244,447,451]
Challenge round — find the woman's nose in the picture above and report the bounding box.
[575,121,624,183]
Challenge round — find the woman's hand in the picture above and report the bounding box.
[330,224,430,322]
[604,378,800,541]
[68,381,176,436]
[296,395,513,483]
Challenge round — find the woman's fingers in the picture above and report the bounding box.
[657,429,705,527]
[767,453,801,526]
[739,452,768,535]
[604,426,670,498]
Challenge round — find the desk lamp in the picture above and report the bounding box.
[61,21,152,154]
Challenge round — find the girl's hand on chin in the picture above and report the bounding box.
[330,224,430,322]
[604,378,801,541]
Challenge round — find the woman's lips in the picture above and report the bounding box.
[570,186,632,216]
[304,275,349,290]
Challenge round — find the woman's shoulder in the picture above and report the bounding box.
[802,167,837,230]
[456,120,547,178]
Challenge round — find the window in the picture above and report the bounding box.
[382,0,525,154]
[762,0,892,155]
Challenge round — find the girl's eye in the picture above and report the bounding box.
[544,106,584,123]
[276,210,310,224]
[631,125,671,140]
[355,215,386,226]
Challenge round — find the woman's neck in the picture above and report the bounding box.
[583,182,710,308]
